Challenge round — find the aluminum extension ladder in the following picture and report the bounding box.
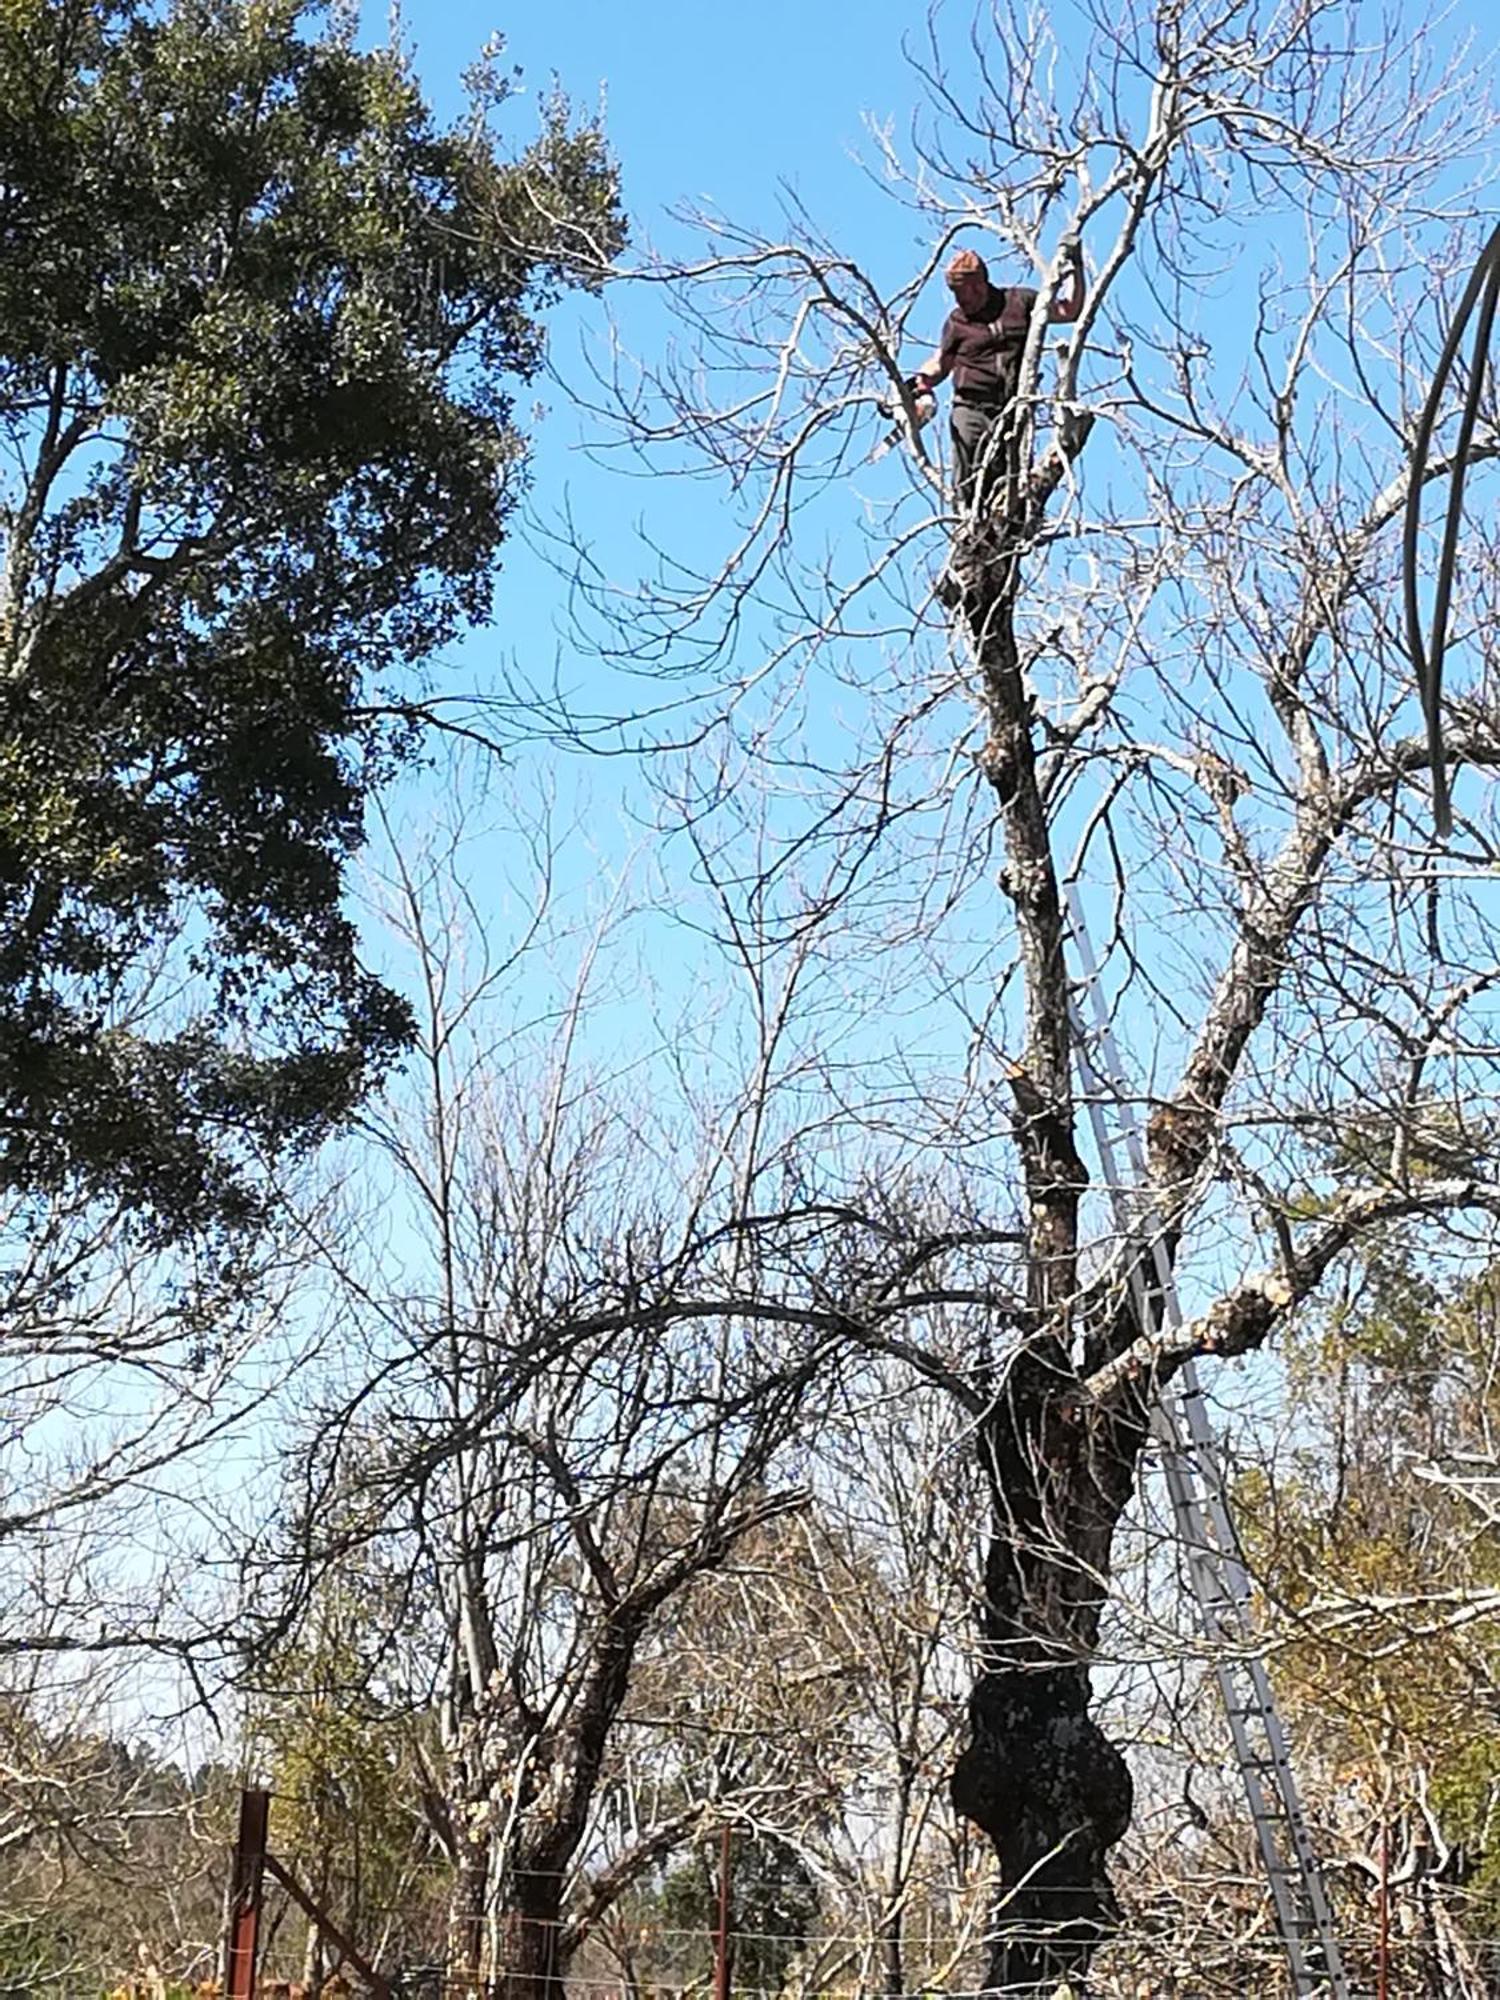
[1064,885,1349,1998]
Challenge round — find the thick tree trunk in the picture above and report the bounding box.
[496,1867,563,2000]
[444,1826,566,1998]
[943,435,1144,1994]
[953,1662,1132,1993]
[953,1356,1146,1996]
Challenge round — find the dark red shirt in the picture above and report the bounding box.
[940,283,1039,403]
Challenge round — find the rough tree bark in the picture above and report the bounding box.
[943,434,1148,1990]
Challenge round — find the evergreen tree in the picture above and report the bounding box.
[0,0,624,1234]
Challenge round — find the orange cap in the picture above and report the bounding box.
[946,248,988,284]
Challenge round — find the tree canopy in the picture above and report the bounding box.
[0,0,624,1234]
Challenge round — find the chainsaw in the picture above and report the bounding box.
[868,377,937,462]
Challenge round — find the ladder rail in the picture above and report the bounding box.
[1063,885,1349,1998]
[1069,1008,1338,1990]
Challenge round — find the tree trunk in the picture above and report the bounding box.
[953,1660,1132,1994]
[447,1836,489,1990]
[942,444,1143,1994]
[881,1755,914,2000]
[496,1866,563,2000]
[951,1353,1145,1994]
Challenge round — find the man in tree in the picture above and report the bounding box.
[912,243,1085,515]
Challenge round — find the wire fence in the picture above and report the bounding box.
[245,1935,1500,2000]
[365,1936,1500,2000]
[63,1916,1500,2000]
[12,1917,1500,2000]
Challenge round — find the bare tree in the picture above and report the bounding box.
[256,797,1013,1997]
[535,0,1500,1987]
[786,1375,989,2000]
[0,1178,349,1999]
[0,1643,235,1989]
[1214,1236,1500,1995]
[582,1377,992,2000]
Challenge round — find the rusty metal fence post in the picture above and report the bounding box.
[224,1786,392,2000]
[226,1790,270,2000]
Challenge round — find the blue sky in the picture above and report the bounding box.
[378,0,1500,783]
[353,4,1006,1072]
[428,0,965,699]
[352,0,1500,1159]
[407,1,934,226]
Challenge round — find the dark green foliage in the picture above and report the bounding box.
[653,1835,821,1998]
[0,0,624,1234]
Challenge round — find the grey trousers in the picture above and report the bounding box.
[951,398,1009,514]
